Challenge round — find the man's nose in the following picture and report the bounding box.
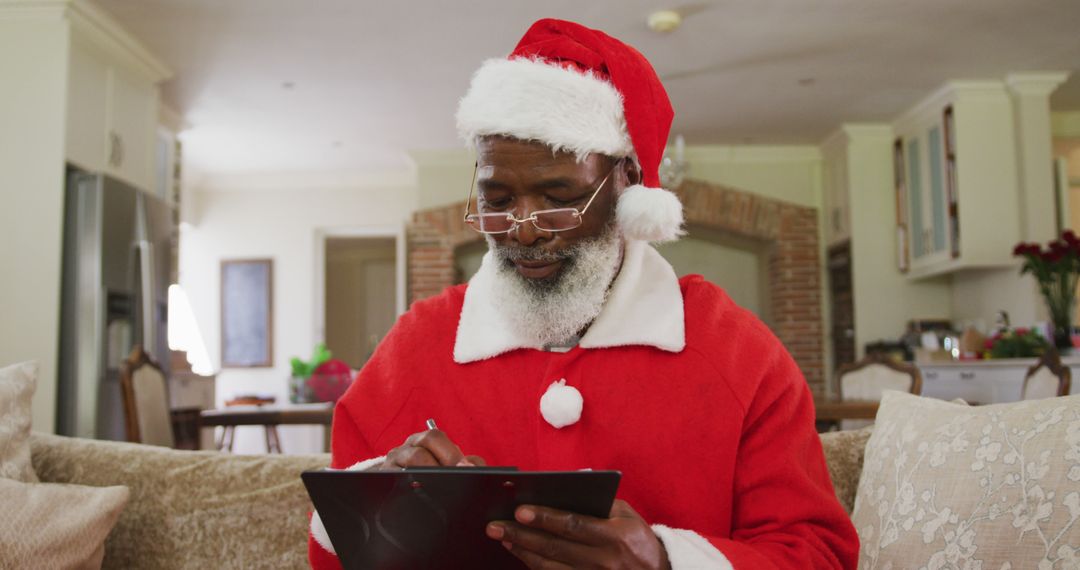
[509,205,551,247]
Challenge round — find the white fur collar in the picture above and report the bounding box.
[453,240,685,363]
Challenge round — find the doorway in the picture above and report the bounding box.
[828,241,855,381]
[323,237,397,369]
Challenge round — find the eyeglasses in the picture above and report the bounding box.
[463,162,617,235]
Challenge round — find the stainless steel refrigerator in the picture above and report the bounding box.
[57,168,174,440]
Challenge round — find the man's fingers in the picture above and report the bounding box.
[487,522,592,566]
[609,499,642,520]
[503,542,575,570]
[512,505,607,545]
[463,454,487,466]
[403,429,465,466]
[383,444,439,469]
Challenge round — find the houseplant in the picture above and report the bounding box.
[1013,230,1080,350]
[982,327,1048,359]
[288,343,354,403]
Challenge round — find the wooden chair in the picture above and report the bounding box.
[836,353,922,429]
[120,345,176,448]
[1022,349,1071,400]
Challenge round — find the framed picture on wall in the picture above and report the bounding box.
[220,258,273,367]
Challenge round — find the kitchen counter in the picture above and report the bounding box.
[915,357,1078,404]
[915,355,1080,367]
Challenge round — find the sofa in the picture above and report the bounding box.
[29,428,874,569]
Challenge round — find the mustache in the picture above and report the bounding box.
[491,244,576,263]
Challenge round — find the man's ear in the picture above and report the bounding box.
[620,158,642,189]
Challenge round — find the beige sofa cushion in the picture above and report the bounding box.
[819,425,874,514]
[852,391,1080,569]
[0,360,38,482]
[32,432,330,569]
[0,477,129,569]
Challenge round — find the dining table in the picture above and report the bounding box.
[199,402,334,453]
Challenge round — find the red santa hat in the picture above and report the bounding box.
[456,18,684,243]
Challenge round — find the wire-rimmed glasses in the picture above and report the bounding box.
[462,163,617,235]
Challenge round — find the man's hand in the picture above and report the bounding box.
[486,499,671,570]
[377,429,486,470]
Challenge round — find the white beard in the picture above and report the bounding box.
[486,226,624,348]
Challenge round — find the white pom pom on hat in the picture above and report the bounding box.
[539,379,583,429]
[456,18,684,243]
[617,184,685,243]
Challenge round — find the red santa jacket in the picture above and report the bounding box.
[309,240,858,569]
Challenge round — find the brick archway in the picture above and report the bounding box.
[406,179,823,393]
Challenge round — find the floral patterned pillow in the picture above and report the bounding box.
[0,361,38,482]
[851,391,1080,569]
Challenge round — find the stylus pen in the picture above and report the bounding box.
[425,418,438,431]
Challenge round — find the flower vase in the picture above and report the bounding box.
[1052,323,1072,351]
[289,375,314,404]
[1047,296,1077,351]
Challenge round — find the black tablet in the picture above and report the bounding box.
[302,468,621,570]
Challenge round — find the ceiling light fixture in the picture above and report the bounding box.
[659,134,688,188]
[647,10,682,33]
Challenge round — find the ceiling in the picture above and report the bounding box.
[93,0,1080,177]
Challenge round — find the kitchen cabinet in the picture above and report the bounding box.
[63,2,169,192]
[919,358,1080,404]
[893,82,1022,279]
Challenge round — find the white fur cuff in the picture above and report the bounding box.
[617,185,685,243]
[456,57,634,158]
[310,456,387,555]
[652,525,733,570]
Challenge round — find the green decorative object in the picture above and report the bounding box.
[289,343,332,403]
[984,327,1049,359]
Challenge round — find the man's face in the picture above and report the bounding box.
[474,136,631,283]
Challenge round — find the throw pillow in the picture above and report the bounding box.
[0,360,38,482]
[0,477,129,569]
[852,391,1080,569]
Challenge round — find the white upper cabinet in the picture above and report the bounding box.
[106,64,158,188]
[65,39,109,172]
[62,1,170,192]
[893,82,1021,279]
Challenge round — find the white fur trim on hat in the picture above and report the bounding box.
[616,184,685,243]
[456,57,634,159]
[539,379,583,428]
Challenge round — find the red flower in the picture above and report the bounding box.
[1064,230,1079,246]
[1013,243,1043,257]
[1044,249,1065,263]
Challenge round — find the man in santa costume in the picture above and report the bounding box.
[309,18,858,570]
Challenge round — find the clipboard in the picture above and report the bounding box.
[302,468,621,570]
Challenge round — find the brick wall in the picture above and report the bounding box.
[407,179,824,393]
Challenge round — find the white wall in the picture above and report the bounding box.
[951,269,1043,333]
[0,17,70,432]
[655,235,767,320]
[683,145,823,208]
[179,172,416,454]
[410,149,474,211]
[823,125,953,361]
